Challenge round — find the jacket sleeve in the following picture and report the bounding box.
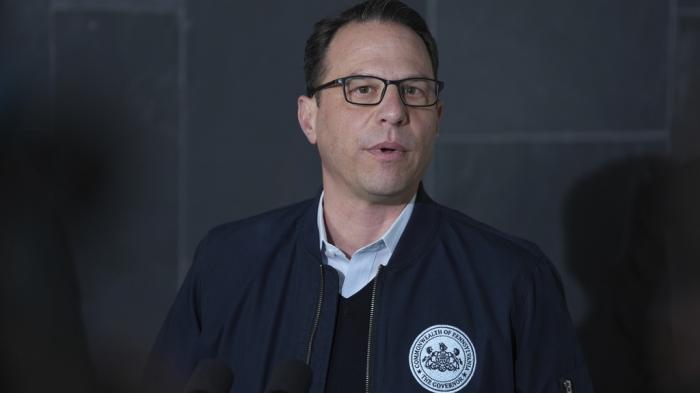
[140,236,209,393]
[511,256,595,393]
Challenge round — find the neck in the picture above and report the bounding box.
[322,185,415,258]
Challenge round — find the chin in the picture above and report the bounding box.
[360,177,418,202]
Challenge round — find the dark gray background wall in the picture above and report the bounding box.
[1,1,698,392]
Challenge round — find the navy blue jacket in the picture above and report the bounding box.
[143,190,593,393]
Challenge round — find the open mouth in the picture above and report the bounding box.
[368,142,407,160]
[370,142,406,152]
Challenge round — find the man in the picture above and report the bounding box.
[143,1,593,392]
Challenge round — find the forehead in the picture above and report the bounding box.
[323,20,434,80]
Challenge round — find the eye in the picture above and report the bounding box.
[402,85,425,97]
[354,85,374,95]
[403,86,419,95]
[345,77,383,98]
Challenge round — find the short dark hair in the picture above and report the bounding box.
[303,0,439,97]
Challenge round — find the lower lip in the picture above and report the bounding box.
[367,148,407,161]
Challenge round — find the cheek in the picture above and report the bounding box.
[415,118,439,149]
[415,137,436,167]
[317,111,361,152]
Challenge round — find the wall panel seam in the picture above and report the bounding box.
[437,130,669,144]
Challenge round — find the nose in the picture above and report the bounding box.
[377,84,408,125]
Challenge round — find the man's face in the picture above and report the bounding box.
[298,21,442,203]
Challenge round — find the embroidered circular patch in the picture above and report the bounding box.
[408,325,476,393]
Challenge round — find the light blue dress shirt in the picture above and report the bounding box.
[317,191,416,298]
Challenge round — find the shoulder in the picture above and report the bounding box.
[430,201,551,273]
[205,197,316,244]
[190,197,318,275]
[429,200,567,303]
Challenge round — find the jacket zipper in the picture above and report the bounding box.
[306,264,325,364]
[365,265,382,393]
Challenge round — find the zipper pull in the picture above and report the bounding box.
[560,378,573,393]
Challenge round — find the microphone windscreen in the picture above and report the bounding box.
[264,359,312,393]
[184,358,234,393]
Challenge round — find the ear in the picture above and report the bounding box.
[436,100,444,122]
[297,95,318,144]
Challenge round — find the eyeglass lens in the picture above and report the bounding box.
[343,77,438,106]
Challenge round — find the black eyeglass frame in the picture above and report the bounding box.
[308,75,445,107]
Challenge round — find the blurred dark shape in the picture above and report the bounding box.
[565,156,700,393]
[184,359,234,393]
[0,134,96,393]
[564,156,666,393]
[654,159,700,393]
[264,360,312,393]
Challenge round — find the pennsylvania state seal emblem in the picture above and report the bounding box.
[408,325,476,392]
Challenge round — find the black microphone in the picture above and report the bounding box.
[184,358,234,393]
[263,359,312,393]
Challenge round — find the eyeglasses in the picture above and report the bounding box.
[308,75,445,107]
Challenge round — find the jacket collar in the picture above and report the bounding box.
[300,184,441,271]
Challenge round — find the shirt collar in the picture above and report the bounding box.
[317,191,416,255]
